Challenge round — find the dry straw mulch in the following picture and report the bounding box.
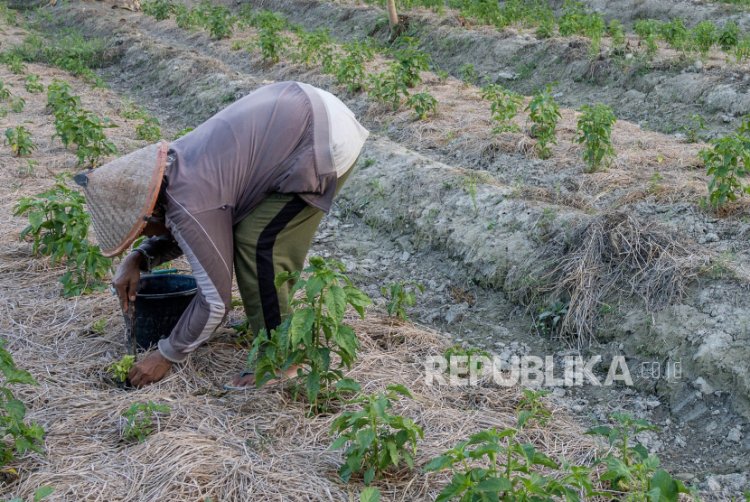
[1,287,601,502]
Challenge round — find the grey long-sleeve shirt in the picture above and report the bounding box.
[137,81,367,362]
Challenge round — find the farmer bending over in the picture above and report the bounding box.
[75,81,368,388]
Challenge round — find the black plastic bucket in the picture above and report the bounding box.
[132,274,197,350]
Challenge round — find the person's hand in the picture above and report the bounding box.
[129,351,172,387]
[113,252,142,313]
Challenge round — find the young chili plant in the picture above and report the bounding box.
[121,401,170,442]
[5,126,35,157]
[425,425,598,501]
[204,5,236,40]
[255,11,289,64]
[526,85,561,159]
[691,20,717,57]
[336,42,374,93]
[576,103,617,172]
[24,74,44,94]
[54,107,117,167]
[14,178,112,296]
[10,96,24,113]
[380,281,424,320]
[700,128,750,207]
[135,116,162,142]
[0,80,10,101]
[390,37,431,88]
[247,256,372,414]
[0,340,45,467]
[291,28,334,69]
[368,67,409,111]
[587,413,693,501]
[173,4,202,31]
[406,92,438,120]
[481,84,523,133]
[718,20,740,51]
[109,356,134,385]
[141,0,174,21]
[330,384,424,485]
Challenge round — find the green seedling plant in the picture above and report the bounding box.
[109,355,135,384]
[535,11,555,39]
[583,13,606,57]
[9,31,107,86]
[681,114,706,143]
[481,84,523,133]
[557,0,588,37]
[121,401,170,442]
[406,92,438,120]
[173,4,202,31]
[718,21,740,51]
[173,126,194,139]
[204,5,235,40]
[46,80,79,114]
[691,20,717,57]
[330,384,423,485]
[247,256,372,414]
[576,103,617,172]
[700,120,750,207]
[135,116,161,142]
[291,28,334,69]
[536,300,569,338]
[607,20,626,51]
[368,67,409,111]
[5,126,35,157]
[141,0,174,21]
[0,80,10,101]
[53,106,117,167]
[253,11,289,64]
[425,424,597,501]
[10,96,24,113]
[48,80,116,167]
[6,486,54,502]
[359,487,381,502]
[659,18,689,51]
[0,340,45,467]
[336,42,374,93]
[526,85,561,159]
[14,178,112,296]
[459,63,479,86]
[515,388,551,429]
[381,281,424,320]
[24,75,43,94]
[634,19,661,58]
[735,36,750,63]
[5,54,26,75]
[587,413,692,501]
[390,38,431,88]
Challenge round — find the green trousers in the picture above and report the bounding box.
[233,167,352,336]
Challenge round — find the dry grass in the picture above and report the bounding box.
[0,258,601,501]
[509,212,710,348]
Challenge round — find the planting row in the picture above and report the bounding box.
[343,0,750,63]
[135,1,750,209]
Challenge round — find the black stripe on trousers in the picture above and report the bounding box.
[256,196,309,332]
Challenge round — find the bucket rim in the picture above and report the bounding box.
[136,273,198,300]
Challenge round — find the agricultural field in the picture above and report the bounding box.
[0,0,749,500]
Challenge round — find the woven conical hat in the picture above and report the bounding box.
[75,141,168,257]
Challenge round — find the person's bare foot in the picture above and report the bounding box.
[226,365,301,389]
